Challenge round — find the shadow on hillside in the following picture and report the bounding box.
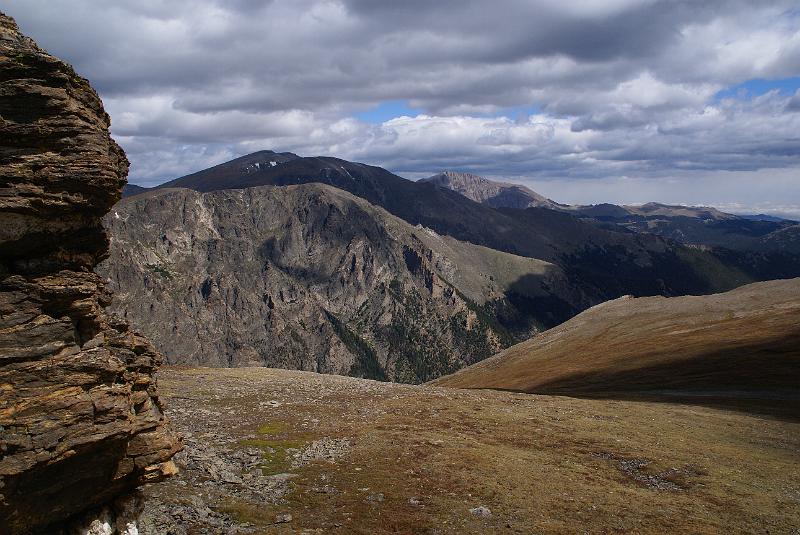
[498,273,580,335]
[490,329,800,422]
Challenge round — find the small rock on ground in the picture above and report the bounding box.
[469,505,492,518]
[275,513,293,524]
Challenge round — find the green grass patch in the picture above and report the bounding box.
[257,422,286,435]
[249,438,307,475]
[238,421,309,475]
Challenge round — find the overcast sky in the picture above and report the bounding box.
[6,1,800,216]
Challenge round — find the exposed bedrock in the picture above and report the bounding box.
[0,13,179,534]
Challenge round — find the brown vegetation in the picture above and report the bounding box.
[145,367,800,534]
[435,278,800,418]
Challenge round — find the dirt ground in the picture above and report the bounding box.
[139,367,800,534]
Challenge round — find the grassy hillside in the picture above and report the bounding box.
[435,278,800,417]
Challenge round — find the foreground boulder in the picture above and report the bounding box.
[0,13,179,534]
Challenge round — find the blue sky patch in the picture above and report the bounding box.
[355,101,542,123]
[356,100,422,123]
[484,104,542,120]
[714,77,800,101]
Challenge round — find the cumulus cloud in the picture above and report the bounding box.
[4,0,799,213]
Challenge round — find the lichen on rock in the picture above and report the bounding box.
[0,12,180,534]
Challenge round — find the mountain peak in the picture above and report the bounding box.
[437,170,496,186]
[421,171,563,210]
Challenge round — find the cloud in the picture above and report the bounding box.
[3,0,799,212]
[788,90,800,111]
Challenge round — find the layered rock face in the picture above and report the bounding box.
[0,13,179,534]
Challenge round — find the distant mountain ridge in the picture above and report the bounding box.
[126,150,800,293]
[420,171,566,211]
[741,213,797,223]
[423,170,800,254]
[126,151,781,296]
[123,161,800,257]
[621,201,734,220]
[421,171,736,220]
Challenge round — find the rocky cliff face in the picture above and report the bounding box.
[99,185,582,382]
[0,14,179,534]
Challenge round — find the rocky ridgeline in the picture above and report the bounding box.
[0,13,179,534]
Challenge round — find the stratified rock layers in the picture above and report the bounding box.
[0,13,179,534]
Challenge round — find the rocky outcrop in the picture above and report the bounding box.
[0,13,179,534]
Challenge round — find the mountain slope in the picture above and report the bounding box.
[435,278,800,413]
[99,184,585,382]
[760,224,800,254]
[151,152,769,301]
[420,171,565,210]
